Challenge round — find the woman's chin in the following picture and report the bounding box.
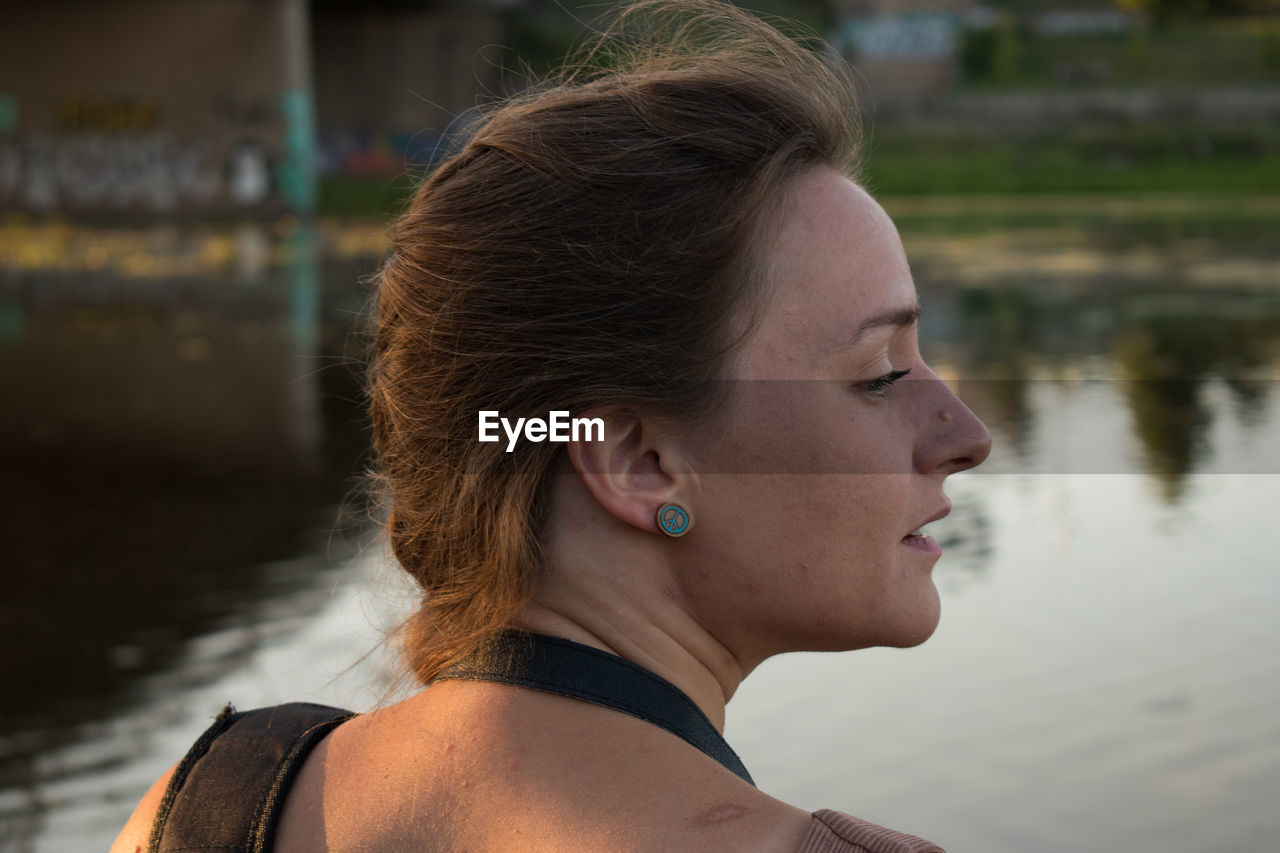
[888,619,941,649]
[802,598,942,653]
[883,589,943,648]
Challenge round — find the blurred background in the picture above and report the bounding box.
[1,1,1277,851]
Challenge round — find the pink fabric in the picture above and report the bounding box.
[798,809,945,853]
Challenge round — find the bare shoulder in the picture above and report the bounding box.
[108,763,177,853]
[278,684,821,852]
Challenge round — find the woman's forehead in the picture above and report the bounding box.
[771,168,904,276]
[741,169,917,372]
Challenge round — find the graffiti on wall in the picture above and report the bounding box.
[278,89,315,211]
[0,134,277,211]
[316,128,448,178]
[837,13,958,61]
[0,96,308,213]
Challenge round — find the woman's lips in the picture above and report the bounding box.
[901,501,950,557]
[900,532,942,556]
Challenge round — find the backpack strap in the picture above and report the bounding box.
[148,702,355,853]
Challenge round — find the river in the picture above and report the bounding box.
[1,196,1277,851]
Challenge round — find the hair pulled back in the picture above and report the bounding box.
[369,0,860,684]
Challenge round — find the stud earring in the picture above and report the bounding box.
[655,503,691,538]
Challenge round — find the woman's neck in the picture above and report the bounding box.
[515,590,746,733]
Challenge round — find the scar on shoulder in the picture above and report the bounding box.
[689,802,751,828]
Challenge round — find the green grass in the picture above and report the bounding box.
[859,129,1280,195]
[317,175,418,220]
[317,130,1280,218]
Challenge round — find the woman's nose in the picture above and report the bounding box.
[915,378,992,476]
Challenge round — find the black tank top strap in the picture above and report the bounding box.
[436,629,756,786]
[148,701,355,853]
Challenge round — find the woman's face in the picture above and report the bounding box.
[674,167,991,663]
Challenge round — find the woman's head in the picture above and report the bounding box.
[369,0,861,683]
[639,167,992,665]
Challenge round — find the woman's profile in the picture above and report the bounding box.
[113,1,991,850]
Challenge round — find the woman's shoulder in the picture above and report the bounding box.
[116,691,942,853]
[293,684,948,852]
[799,809,945,853]
[289,682,818,851]
[109,763,176,853]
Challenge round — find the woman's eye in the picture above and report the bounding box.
[860,368,911,397]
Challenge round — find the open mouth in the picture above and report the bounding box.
[900,525,942,555]
[902,502,950,553]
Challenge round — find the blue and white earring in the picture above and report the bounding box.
[655,503,691,538]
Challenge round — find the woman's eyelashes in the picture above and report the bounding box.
[859,368,911,397]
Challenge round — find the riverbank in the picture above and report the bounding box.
[317,126,1280,217]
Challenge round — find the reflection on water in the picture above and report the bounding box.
[0,220,382,849]
[917,254,1279,498]
[1,199,1277,851]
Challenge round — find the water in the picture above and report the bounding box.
[1,198,1277,851]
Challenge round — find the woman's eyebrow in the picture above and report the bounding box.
[831,304,920,353]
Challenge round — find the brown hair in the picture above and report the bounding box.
[368,0,860,684]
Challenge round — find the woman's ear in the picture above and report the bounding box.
[565,410,691,535]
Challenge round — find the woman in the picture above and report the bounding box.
[114,1,990,850]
